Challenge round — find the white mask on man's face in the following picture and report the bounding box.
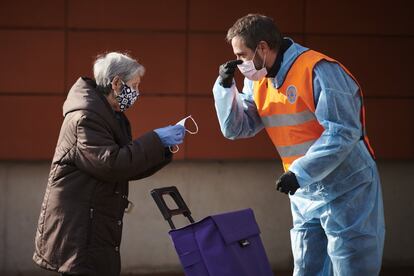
[237,47,267,81]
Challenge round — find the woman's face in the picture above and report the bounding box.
[124,73,141,92]
[108,73,141,112]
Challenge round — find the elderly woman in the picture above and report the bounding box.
[33,52,185,276]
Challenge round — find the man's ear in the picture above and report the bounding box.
[258,40,270,52]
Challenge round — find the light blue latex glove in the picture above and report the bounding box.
[154,125,185,147]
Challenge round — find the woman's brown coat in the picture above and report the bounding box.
[33,77,172,275]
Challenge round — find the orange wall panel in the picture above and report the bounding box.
[0,30,65,94]
[305,35,414,98]
[67,32,186,95]
[188,34,234,95]
[365,99,414,159]
[189,0,304,33]
[68,0,186,30]
[0,1,412,160]
[0,95,64,160]
[306,0,414,35]
[0,0,65,28]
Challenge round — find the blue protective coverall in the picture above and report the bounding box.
[212,39,385,275]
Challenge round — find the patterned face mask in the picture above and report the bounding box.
[115,80,139,112]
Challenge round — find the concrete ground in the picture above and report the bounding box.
[11,267,414,276]
[2,161,414,275]
[122,267,414,275]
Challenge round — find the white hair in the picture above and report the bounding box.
[93,52,145,94]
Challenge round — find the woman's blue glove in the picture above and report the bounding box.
[154,125,185,147]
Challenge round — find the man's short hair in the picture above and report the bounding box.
[226,14,283,51]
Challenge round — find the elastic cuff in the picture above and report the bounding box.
[164,147,172,158]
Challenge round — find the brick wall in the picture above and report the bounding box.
[0,0,413,160]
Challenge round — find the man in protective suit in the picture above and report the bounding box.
[212,14,385,275]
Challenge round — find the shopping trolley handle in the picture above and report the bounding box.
[151,186,195,229]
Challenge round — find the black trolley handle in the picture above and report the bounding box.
[151,186,195,230]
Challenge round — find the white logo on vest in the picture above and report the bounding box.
[286,85,297,104]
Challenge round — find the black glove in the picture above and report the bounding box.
[276,171,300,195]
[219,60,243,88]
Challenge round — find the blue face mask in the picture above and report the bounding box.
[115,80,139,112]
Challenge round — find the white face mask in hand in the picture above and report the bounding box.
[177,115,199,134]
[170,115,199,153]
[237,47,267,81]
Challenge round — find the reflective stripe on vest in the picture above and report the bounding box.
[276,139,318,158]
[261,110,316,128]
[253,50,375,171]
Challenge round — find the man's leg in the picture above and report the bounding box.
[290,203,332,276]
[322,168,385,276]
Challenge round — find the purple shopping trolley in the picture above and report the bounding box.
[151,186,274,276]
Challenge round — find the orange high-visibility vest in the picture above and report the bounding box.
[253,50,375,171]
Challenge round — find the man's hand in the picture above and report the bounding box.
[218,60,243,88]
[276,171,300,195]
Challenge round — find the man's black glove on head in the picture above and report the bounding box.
[219,60,243,88]
[276,171,300,195]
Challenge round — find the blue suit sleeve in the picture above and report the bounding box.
[212,77,264,139]
[289,61,363,187]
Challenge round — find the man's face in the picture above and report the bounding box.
[231,36,264,70]
[231,36,255,62]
